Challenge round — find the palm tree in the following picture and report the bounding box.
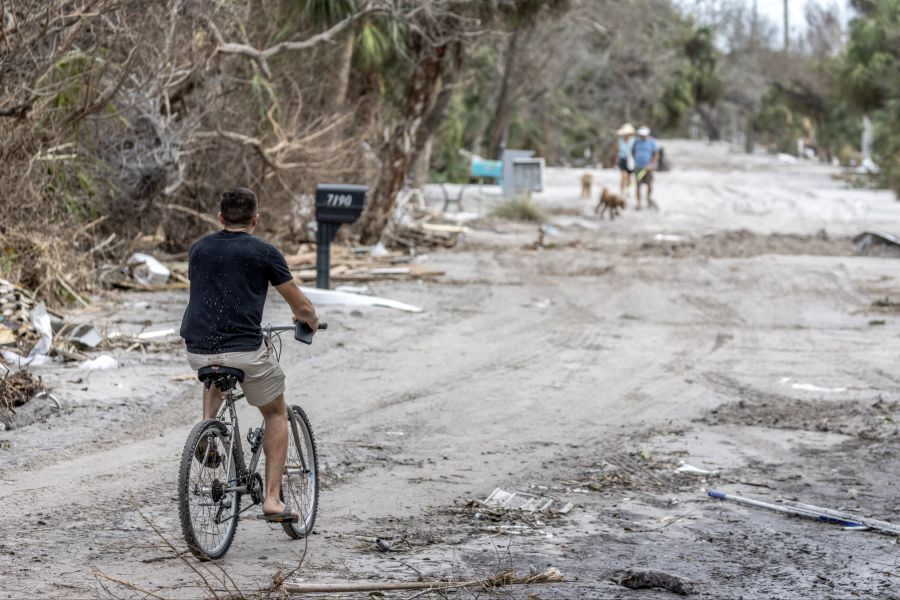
[298,0,400,107]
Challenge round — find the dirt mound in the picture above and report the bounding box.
[630,229,853,259]
[704,391,900,439]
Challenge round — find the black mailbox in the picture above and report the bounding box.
[315,184,367,223]
[314,183,368,289]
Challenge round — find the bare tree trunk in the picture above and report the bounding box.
[357,41,463,243]
[412,138,433,188]
[695,104,721,141]
[486,28,522,158]
[335,32,356,107]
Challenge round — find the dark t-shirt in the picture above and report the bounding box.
[180,230,293,354]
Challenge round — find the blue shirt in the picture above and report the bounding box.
[632,137,659,169]
[618,137,634,160]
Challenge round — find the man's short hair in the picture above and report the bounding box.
[221,187,258,226]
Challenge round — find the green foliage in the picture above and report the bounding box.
[655,77,693,131]
[752,85,862,161]
[429,46,499,182]
[431,92,470,183]
[491,195,547,222]
[752,88,805,153]
[47,51,92,112]
[840,0,899,113]
[353,17,403,70]
[654,24,722,131]
[44,161,103,222]
[684,27,722,105]
[840,0,900,195]
[299,0,357,27]
[250,73,278,117]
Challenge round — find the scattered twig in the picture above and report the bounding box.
[282,568,565,594]
[164,204,220,228]
[94,571,169,600]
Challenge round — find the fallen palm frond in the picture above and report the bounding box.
[282,567,565,594]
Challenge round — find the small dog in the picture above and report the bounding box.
[595,187,626,220]
[580,172,593,199]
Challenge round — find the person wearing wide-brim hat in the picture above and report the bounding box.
[632,125,660,211]
[615,123,636,195]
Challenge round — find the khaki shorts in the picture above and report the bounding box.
[186,340,285,407]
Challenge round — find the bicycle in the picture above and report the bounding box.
[177,322,326,560]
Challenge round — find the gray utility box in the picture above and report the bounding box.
[314,183,368,289]
[511,158,545,194]
[500,149,545,196]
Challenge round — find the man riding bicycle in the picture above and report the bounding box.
[179,186,318,522]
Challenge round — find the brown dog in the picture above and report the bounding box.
[595,187,626,220]
[580,172,593,199]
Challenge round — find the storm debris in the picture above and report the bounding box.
[611,568,695,595]
[483,487,555,512]
[283,567,565,595]
[0,369,44,414]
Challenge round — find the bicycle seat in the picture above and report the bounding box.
[197,366,245,391]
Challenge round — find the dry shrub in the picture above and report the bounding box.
[1,0,381,303]
[491,195,548,222]
[0,229,95,306]
[0,370,44,416]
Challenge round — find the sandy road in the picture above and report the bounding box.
[4,141,900,598]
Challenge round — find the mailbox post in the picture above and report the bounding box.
[314,184,367,289]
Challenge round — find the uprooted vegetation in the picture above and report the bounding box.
[0,370,44,417]
[0,0,480,304]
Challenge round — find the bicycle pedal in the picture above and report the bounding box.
[256,513,298,524]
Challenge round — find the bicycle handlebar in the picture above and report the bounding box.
[265,322,328,333]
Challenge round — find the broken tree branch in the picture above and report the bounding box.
[207,3,391,78]
[165,203,220,227]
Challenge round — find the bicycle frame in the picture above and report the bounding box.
[214,326,310,502]
[217,390,257,495]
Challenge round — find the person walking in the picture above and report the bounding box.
[632,125,660,210]
[616,123,636,196]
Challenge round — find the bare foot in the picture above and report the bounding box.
[262,498,286,515]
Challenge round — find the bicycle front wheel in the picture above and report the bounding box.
[282,405,319,538]
[178,419,240,560]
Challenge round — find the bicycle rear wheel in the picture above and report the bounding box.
[281,405,318,538]
[178,419,240,560]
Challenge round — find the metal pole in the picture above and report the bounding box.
[783,0,789,52]
[315,223,336,289]
[708,489,900,535]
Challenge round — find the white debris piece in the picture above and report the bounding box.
[136,328,177,340]
[128,253,171,285]
[674,461,715,476]
[369,242,390,257]
[300,286,423,313]
[79,355,118,370]
[334,285,372,295]
[483,487,555,513]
